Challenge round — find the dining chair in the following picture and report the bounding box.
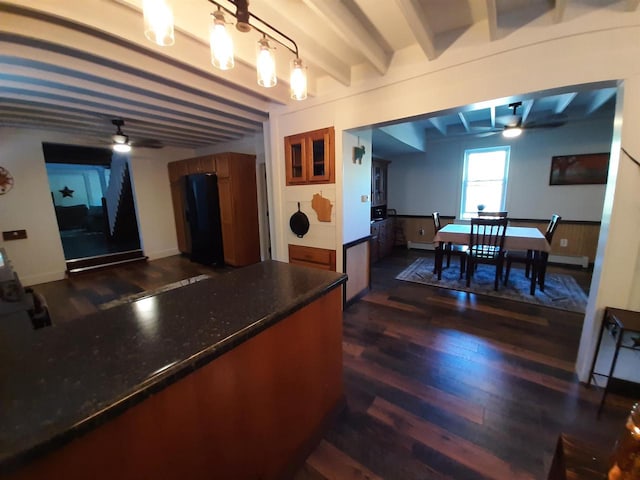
[477,211,508,218]
[504,214,561,289]
[466,217,508,290]
[432,212,466,279]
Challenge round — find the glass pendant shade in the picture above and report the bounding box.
[256,37,277,88]
[143,0,175,46]
[290,58,307,100]
[210,11,234,70]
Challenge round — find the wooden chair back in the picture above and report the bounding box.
[469,217,508,260]
[432,212,442,232]
[545,214,561,243]
[477,211,508,218]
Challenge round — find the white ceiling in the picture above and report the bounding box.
[0,0,636,150]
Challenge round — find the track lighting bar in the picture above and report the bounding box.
[143,0,307,100]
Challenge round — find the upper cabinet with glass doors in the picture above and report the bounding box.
[285,127,335,185]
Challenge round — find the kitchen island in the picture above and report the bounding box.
[0,260,346,480]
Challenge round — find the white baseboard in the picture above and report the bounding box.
[22,270,66,287]
[407,241,435,251]
[407,242,590,268]
[146,248,181,260]
[548,254,589,268]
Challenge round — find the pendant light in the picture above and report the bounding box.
[210,9,234,70]
[256,36,277,88]
[143,0,175,46]
[290,57,307,100]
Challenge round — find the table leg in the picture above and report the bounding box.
[598,323,624,417]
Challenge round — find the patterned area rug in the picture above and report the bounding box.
[98,274,211,310]
[395,257,588,313]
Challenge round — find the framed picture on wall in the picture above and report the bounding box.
[549,152,610,185]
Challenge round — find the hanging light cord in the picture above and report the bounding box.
[622,147,640,169]
[207,0,300,58]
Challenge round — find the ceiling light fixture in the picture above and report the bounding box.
[502,126,522,138]
[112,120,132,153]
[210,8,234,70]
[143,0,175,46]
[145,0,308,100]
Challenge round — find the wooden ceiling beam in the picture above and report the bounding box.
[395,0,437,61]
[485,0,499,41]
[302,0,391,74]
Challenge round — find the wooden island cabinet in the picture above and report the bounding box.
[168,153,260,267]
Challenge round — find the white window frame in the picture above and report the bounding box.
[460,146,510,220]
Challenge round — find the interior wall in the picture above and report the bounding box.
[387,116,614,220]
[0,127,194,285]
[266,22,639,379]
[342,130,373,244]
[128,146,194,260]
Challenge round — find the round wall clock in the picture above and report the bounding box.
[0,166,14,194]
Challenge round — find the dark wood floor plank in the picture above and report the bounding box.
[304,440,383,480]
[368,397,536,480]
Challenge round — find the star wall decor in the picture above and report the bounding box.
[59,186,74,198]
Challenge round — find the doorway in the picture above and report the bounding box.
[43,143,143,272]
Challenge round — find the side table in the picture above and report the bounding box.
[588,307,640,415]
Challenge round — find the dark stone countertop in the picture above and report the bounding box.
[0,260,346,472]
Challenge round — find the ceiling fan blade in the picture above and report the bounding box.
[474,130,501,138]
[131,138,164,149]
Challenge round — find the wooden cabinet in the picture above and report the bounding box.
[285,127,335,185]
[370,218,394,263]
[371,159,390,207]
[288,244,336,271]
[167,153,260,267]
[215,153,261,267]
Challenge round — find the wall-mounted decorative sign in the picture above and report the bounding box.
[311,192,332,222]
[549,152,610,185]
[0,166,14,194]
[59,186,75,198]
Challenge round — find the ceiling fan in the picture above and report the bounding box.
[474,102,566,138]
[108,119,163,152]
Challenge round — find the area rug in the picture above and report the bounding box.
[395,257,588,313]
[98,274,211,310]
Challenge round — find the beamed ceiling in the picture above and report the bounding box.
[0,0,638,151]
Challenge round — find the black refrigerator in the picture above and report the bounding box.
[184,173,224,266]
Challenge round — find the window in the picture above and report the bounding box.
[460,146,510,219]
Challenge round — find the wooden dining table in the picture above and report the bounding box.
[433,223,551,295]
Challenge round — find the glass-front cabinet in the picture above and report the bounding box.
[371,159,390,207]
[285,127,334,185]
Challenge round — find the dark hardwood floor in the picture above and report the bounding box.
[31,250,630,479]
[297,249,630,480]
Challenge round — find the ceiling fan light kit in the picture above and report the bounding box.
[502,126,522,138]
[143,0,308,100]
[111,120,132,153]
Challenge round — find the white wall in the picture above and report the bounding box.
[343,130,373,244]
[0,127,193,285]
[388,116,614,220]
[128,146,194,260]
